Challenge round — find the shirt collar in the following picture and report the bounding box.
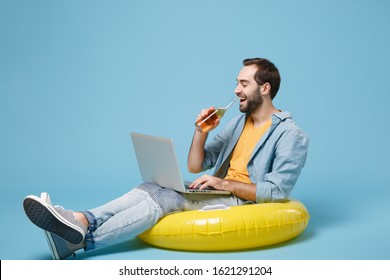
[273,111,292,121]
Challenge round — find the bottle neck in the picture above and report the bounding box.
[224,96,238,110]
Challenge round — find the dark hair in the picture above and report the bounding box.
[242,58,281,99]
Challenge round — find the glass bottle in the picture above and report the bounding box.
[195,96,238,133]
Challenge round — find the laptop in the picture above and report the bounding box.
[130,132,230,194]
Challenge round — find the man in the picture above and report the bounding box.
[23,58,309,259]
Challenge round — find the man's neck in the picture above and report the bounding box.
[250,103,279,128]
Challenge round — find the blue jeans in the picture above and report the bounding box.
[82,183,246,251]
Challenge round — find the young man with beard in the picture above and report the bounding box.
[23,58,309,259]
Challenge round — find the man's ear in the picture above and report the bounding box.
[260,82,271,96]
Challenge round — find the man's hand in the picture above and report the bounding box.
[189,174,257,202]
[195,106,220,133]
[189,174,230,191]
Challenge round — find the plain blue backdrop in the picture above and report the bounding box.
[1,0,389,260]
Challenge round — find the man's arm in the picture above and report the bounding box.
[187,130,208,173]
[255,130,309,202]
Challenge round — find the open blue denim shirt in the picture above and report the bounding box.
[202,111,309,203]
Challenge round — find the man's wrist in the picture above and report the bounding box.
[222,179,233,192]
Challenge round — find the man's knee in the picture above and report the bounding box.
[136,183,185,214]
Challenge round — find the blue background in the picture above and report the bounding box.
[1,0,389,260]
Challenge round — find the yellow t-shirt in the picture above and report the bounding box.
[224,117,272,184]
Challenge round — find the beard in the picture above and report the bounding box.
[239,90,263,115]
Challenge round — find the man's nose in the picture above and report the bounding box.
[234,84,241,94]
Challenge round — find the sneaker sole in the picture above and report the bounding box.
[40,193,60,260]
[23,195,85,244]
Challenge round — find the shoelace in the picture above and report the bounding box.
[54,205,78,221]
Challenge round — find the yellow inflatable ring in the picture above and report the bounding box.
[138,199,310,251]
